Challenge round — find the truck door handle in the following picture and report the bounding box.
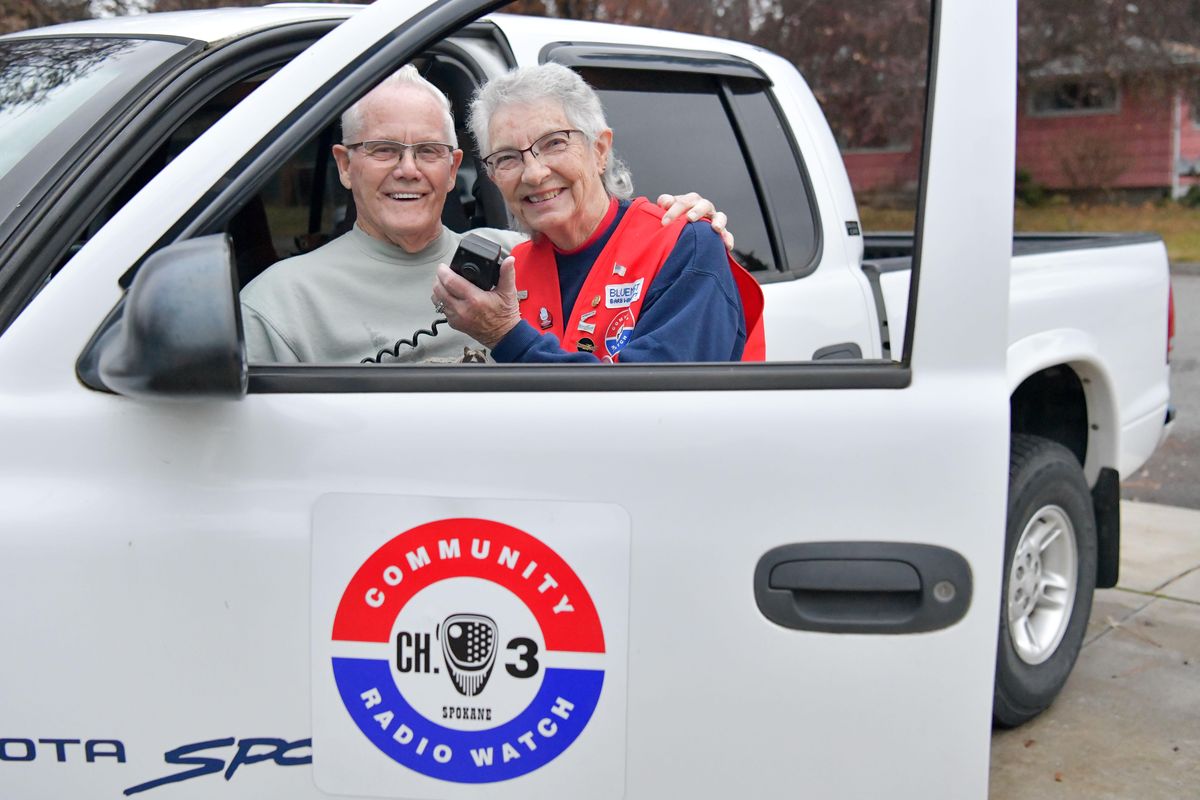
[754,542,972,634]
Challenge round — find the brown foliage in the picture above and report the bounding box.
[5,0,1197,116]
[509,0,1200,145]
[1052,132,1132,196]
[0,0,92,34]
[511,0,931,149]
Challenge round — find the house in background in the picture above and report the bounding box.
[839,40,1200,201]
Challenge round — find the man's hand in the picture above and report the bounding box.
[656,192,735,252]
[433,255,521,349]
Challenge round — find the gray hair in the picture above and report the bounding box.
[468,63,633,199]
[341,64,457,147]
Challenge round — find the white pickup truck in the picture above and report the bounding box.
[0,1,1174,798]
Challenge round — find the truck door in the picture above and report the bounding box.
[0,1,1015,798]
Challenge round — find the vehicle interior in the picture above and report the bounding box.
[77,46,507,291]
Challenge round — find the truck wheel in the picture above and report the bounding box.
[993,434,1097,728]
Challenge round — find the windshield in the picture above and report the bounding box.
[0,37,187,231]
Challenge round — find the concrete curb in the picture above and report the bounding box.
[1171,261,1200,276]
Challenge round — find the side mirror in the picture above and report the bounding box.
[77,234,247,399]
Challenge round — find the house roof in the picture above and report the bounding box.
[1027,36,1200,80]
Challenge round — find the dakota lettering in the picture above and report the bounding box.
[38,738,81,762]
[86,740,126,762]
[0,738,34,761]
[0,738,123,764]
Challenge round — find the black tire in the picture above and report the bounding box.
[993,434,1098,728]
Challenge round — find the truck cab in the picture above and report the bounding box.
[0,2,1140,798]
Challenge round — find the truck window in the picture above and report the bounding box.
[723,77,821,275]
[577,68,814,274]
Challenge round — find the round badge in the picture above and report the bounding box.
[330,518,605,783]
[604,308,635,357]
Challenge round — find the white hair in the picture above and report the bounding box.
[468,62,633,199]
[341,64,457,147]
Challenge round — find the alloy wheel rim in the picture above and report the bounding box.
[1007,504,1078,665]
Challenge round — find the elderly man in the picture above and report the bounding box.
[240,65,728,364]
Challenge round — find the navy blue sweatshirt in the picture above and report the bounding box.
[492,201,747,363]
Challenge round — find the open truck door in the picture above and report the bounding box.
[0,1,1015,797]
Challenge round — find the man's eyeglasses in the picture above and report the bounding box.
[345,139,455,165]
[482,129,582,176]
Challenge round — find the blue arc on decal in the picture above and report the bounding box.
[332,658,603,783]
[605,327,632,356]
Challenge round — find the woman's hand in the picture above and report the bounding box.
[656,192,734,251]
[432,255,522,350]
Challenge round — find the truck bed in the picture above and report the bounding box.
[862,230,1172,484]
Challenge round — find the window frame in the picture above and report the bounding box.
[1027,77,1121,118]
[541,42,823,280]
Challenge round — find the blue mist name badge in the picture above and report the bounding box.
[604,278,644,309]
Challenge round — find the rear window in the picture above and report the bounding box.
[577,67,819,274]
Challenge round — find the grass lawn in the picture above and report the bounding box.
[860,203,1200,263]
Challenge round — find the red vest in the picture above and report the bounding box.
[512,198,765,361]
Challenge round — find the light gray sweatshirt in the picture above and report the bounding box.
[240,225,523,364]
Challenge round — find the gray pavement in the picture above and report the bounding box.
[990,501,1200,799]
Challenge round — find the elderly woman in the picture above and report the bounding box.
[432,63,764,363]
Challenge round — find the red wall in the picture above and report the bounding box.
[841,80,1194,196]
[1016,81,1173,191]
[841,137,921,195]
[1182,94,1200,190]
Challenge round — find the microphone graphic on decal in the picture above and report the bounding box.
[439,613,498,697]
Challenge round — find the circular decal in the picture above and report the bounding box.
[604,308,635,357]
[331,518,605,783]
